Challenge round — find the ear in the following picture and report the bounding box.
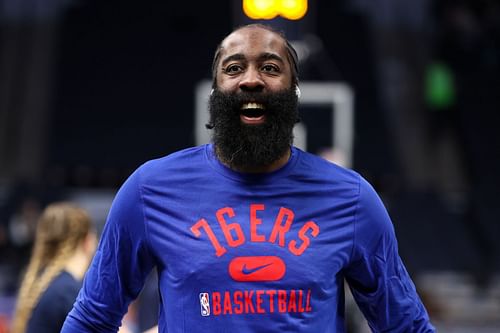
[295,85,301,99]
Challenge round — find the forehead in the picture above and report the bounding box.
[219,27,288,63]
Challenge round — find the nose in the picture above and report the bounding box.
[238,66,264,92]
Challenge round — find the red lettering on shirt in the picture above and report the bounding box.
[216,207,245,247]
[289,221,320,256]
[191,219,227,257]
[234,291,243,314]
[244,291,255,313]
[250,204,265,242]
[298,290,305,312]
[207,289,313,316]
[255,290,265,313]
[306,289,312,311]
[269,208,294,247]
[212,292,221,315]
[288,290,297,312]
[223,291,233,314]
[278,290,287,313]
[190,205,319,257]
[266,290,276,313]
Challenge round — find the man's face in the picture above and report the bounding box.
[215,26,294,111]
[209,27,298,170]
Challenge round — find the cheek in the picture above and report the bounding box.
[217,77,239,92]
[266,77,292,92]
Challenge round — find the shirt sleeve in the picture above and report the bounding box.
[62,168,155,332]
[344,176,435,332]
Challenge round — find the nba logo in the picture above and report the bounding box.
[199,292,210,316]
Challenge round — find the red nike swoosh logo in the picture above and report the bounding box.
[229,256,286,282]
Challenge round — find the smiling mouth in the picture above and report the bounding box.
[240,103,266,124]
[241,102,265,110]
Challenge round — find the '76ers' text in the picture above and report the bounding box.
[190,204,320,257]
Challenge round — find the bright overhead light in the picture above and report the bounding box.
[279,0,307,20]
[243,0,308,20]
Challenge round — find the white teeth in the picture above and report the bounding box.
[241,103,265,110]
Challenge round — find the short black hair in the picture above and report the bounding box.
[211,24,299,88]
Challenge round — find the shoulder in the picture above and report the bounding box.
[141,145,206,170]
[38,271,81,305]
[28,272,80,332]
[134,145,208,182]
[292,148,387,222]
[293,147,361,188]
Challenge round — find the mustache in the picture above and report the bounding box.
[215,90,274,105]
[206,89,300,129]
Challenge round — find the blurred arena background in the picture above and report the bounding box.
[0,0,499,332]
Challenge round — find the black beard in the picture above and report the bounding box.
[208,88,299,170]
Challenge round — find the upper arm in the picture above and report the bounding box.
[62,169,155,332]
[345,176,435,332]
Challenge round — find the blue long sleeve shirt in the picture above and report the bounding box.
[62,144,435,332]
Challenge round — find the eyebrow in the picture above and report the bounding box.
[220,52,285,67]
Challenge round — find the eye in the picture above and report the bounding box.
[261,64,280,73]
[223,64,244,74]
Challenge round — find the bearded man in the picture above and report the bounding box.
[62,24,435,333]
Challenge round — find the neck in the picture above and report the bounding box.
[216,146,291,173]
[64,248,90,281]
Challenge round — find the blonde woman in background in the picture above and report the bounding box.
[10,202,97,333]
